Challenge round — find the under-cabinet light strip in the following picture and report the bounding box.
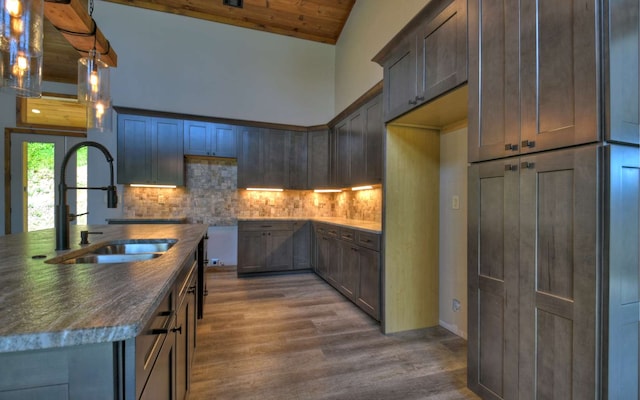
[351,185,373,191]
[246,188,284,192]
[130,184,177,189]
[313,189,342,193]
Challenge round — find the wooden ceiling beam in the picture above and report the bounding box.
[44,0,118,67]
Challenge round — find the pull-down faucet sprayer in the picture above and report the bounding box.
[55,141,118,250]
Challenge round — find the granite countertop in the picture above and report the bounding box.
[105,217,188,224]
[237,217,382,234]
[0,224,207,353]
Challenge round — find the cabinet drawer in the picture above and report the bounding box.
[238,221,293,231]
[356,231,381,251]
[177,257,197,304]
[339,228,356,242]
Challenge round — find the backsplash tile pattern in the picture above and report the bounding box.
[122,158,382,225]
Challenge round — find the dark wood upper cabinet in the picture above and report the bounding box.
[374,0,467,122]
[237,128,296,189]
[117,114,184,186]
[184,121,237,158]
[308,129,331,189]
[363,95,383,185]
[236,126,263,188]
[605,0,639,145]
[469,0,601,162]
[520,0,599,154]
[467,0,520,162]
[288,131,308,190]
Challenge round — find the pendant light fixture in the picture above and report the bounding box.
[77,0,111,131]
[0,0,44,97]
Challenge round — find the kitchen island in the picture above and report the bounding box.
[0,223,208,400]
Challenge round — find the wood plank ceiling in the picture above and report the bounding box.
[102,0,356,44]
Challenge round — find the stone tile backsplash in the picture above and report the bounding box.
[122,158,382,225]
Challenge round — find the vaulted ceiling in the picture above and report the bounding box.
[43,0,356,84]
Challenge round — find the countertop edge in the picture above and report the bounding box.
[237,217,382,234]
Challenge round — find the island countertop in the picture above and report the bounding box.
[0,224,208,353]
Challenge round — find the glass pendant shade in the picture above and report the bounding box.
[0,0,44,97]
[87,99,112,132]
[78,49,110,104]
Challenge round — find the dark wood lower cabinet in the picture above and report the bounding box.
[313,223,381,321]
[237,221,313,275]
[356,247,381,320]
[467,144,639,399]
[139,323,176,400]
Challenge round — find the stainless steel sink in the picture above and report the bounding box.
[62,253,162,264]
[93,240,177,255]
[46,239,178,265]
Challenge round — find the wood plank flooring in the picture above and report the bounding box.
[189,269,479,400]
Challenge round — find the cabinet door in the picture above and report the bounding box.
[153,118,184,186]
[212,123,237,158]
[324,236,340,287]
[467,158,520,400]
[518,145,600,400]
[606,0,640,145]
[364,95,383,185]
[605,145,640,398]
[289,131,308,189]
[117,114,152,184]
[467,0,520,162]
[266,230,293,271]
[293,221,310,270]
[175,298,188,400]
[262,129,290,188]
[348,110,366,186]
[335,120,350,187]
[417,0,467,102]
[383,39,417,121]
[237,231,267,273]
[356,247,381,321]
[520,0,599,153]
[316,234,330,279]
[183,120,211,156]
[237,126,263,188]
[308,129,330,189]
[338,241,359,301]
[139,330,175,400]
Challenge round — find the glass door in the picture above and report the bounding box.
[9,134,85,233]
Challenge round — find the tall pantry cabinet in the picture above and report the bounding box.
[467,0,640,399]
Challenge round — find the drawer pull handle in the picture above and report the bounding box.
[260,225,273,228]
[521,140,536,148]
[520,161,535,169]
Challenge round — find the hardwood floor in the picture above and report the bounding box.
[190,269,479,400]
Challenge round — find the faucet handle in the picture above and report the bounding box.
[69,211,89,222]
[80,230,103,245]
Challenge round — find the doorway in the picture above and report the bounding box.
[5,130,86,234]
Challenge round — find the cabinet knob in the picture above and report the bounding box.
[171,325,182,335]
[521,140,536,148]
[504,164,518,172]
[187,285,196,294]
[408,99,417,105]
[520,161,535,169]
[416,95,425,101]
[505,143,519,151]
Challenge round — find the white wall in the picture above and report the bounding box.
[334,0,430,113]
[438,124,468,338]
[94,2,335,126]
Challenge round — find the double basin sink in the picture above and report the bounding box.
[46,239,178,264]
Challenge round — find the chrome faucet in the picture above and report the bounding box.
[55,141,118,250]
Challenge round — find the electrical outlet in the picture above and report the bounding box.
[210,258,219,266]
[452,298,461,312]
[452,195,460,210]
